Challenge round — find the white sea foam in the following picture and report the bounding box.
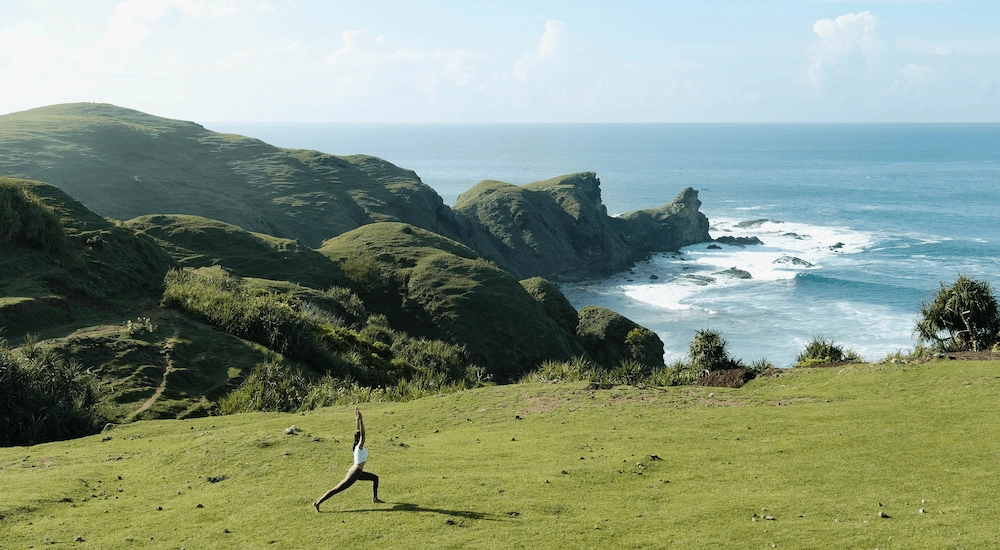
[619,217,879,314]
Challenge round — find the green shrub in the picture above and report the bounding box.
[0,182,64,253]
[164,268,477,398]
[218,362,310,414]
[391,337,469,380]
[916,275,1000,352]
[644,360,702,387]
[611,359,649,385]
[519,357,596,384]
[795,338,862,367]
[625,327,661,366]
[689,329,741,373]
[162,269,313,356]
[0,337,105,446]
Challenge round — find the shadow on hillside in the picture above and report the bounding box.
[341,502,508,521]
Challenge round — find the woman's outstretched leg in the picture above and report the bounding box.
[314,470,359,511]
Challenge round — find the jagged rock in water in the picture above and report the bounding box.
[773,255,814,268]
[734,219,770,229]
[714,267,753,280]
[714,236,764,247]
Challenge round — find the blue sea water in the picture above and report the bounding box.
[211,122,1000,366]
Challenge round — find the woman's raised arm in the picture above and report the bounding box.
[356,407,366,449]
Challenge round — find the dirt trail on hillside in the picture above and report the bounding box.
[131,331,178,419]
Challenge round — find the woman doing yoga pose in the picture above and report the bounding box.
[313,407,384,511]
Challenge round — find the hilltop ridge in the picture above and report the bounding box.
[1,103,710,281]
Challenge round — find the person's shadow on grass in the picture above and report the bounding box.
[341,502,509,521]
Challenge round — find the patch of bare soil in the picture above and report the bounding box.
[940,350,1000,361]
[696,368,758,388]
[767,397,815,406]
[695,396,746,407]
[519,395,567,415]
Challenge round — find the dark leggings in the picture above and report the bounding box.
[336,469,379,496]
[316,468,379,505]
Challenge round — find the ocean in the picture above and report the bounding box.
[211,122,1000,366]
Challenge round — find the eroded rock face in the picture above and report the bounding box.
[615,187,712,256]
[453,173,711,281]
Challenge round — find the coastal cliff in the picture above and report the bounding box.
[453,172,710,280]
[1,104,711,282]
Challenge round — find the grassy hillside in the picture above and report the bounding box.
[124,214,343,289]
[0,178,174,339]
[2,104,711,281]
[2,360,998,548]
[318,223,582,382]
[0,103,463,248]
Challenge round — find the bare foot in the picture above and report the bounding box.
[373,497,385,504]
[313,501,321,513]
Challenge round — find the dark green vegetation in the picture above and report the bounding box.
[795,338,863,367]
[0,335,102,446]
[0,174,668,443]
[4,360,1000,548]
[687,328,742,372]
[0,180,64,253]
[916,275,1000,352]
[161,266,473,386]
[0,103,709,281]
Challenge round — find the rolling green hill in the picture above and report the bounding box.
[2,359,998,548]
[123,214,343,290]
[1,103,710,281]
[318,222,586,382]
[1,178,665,428]
[0,103,463,249]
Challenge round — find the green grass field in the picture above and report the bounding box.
[3,360,998,549]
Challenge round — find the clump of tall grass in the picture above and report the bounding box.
[220,361,470,413]
[218,362,310,414]
[519,328,769,388]
[0,335,105,446]
[164,268,479,402]
[519,356,702,387]
[0,181,64,253]
[519,357,597,384]
[162,268,312,356]
[795,337,863,367]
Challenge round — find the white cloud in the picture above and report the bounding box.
[92,0,237,56]
[899,63,933,89]
[897,38,1000,56]
[804,11,883,89]
[511,20,567,81]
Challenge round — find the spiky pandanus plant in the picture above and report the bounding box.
[916,275,1000,352]
[688,329,739,373]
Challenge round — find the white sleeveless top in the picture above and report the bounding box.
[354,445,369,465]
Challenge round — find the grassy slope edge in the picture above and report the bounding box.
[2,360,997,548]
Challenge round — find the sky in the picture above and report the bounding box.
[1,0,998,123]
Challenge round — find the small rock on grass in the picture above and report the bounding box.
[878,510,890,519]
